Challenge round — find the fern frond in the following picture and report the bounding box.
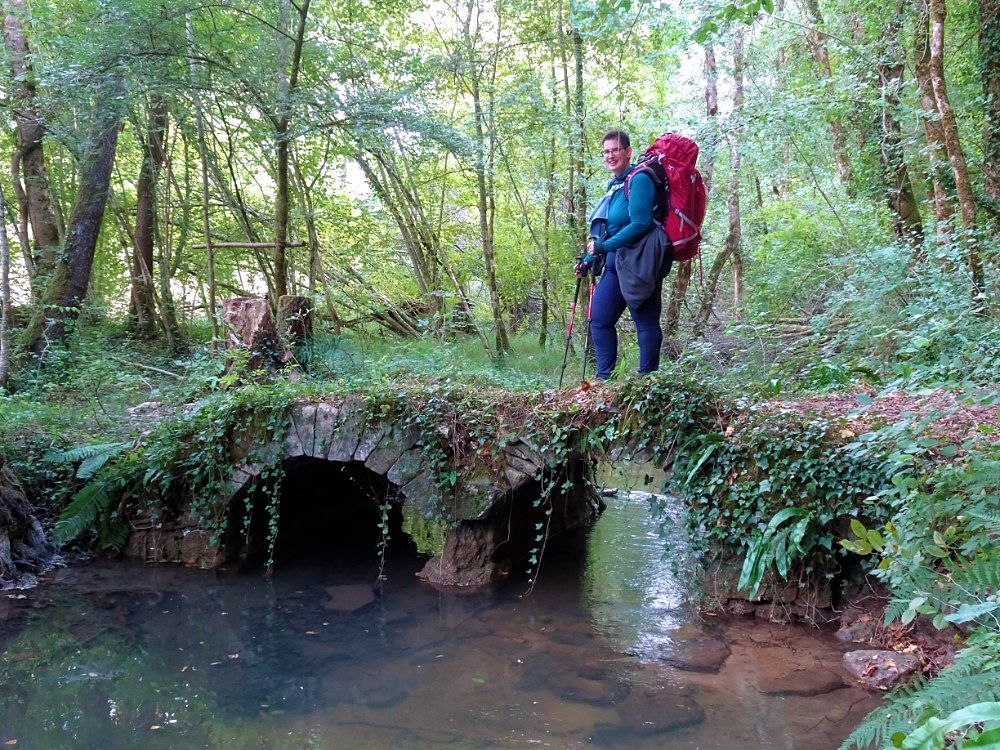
[52,482,116,545]
[44,441,132,479]
[841,632,1000,749]
[99,519,130,551]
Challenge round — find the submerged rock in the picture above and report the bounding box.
[657,628,731,673]
[756,668,846,696]
[542,661,631,706]
[324,584,376,613]
[590,688,704,746]
[843,649,920,691]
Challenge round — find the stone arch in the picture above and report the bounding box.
[127,398,602,587]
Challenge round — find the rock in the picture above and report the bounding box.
[843,650,920,691]
[353,421,388,463]
[657,629,731,673]
[418,522,498,587]
[541,660,630,705]
[325,584,376,613]
[836,617,877,644]
[614,687,706,734]
[757,668,846,696]
[0,455,51,588]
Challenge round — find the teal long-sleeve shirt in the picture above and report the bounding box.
[599,164,655,256]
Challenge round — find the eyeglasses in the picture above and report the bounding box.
[602,147,625,157]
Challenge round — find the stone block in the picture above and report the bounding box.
[291,403,319,457]
[282,419,305,458]
[354,421,388,463]
[386,447,425,488]
[312,403,340,459]
[327,396,366,462]
[366,425,422,475]
[401,471,441,517]
[229,464,259,495]
[454,473,498,520]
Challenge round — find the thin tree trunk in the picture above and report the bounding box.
[697,29,743,332]
[0,185,10,389]
[803,0,853,185]
[914,0,955,245]
[131,98,169,336]
[666,34,718,343]
[188,15,219,346]
[9,150,34,286]
[472,73,509,353]
[273,0,311,304]
[572,26,587,249]
[981,0,1000,217]
[23,98,122,355]
[3,0,61,289]
[928,0,986,300]
[878,3,924,248]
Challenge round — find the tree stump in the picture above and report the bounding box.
[221,297,286,371]
[0,454,51,588]
[277,295,313,348]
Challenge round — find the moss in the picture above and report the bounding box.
[401,501,447,557]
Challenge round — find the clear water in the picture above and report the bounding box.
[0,491,877,749]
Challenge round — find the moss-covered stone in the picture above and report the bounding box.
[401,501,447,557]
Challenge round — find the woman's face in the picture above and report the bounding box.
[603,139,632,177]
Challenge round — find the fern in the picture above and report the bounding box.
[841,632,1000,749]
[52,481,116,545]
[45,441,132,479]
[99,518,130,551]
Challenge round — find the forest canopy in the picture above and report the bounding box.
[0,0,993,385]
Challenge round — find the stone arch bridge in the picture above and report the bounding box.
[125,396,602,587]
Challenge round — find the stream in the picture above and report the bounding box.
[0,487,878,748]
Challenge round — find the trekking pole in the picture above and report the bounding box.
[558,271,584,388]
[580,266,596,383]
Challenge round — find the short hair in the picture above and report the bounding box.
[602,130,630,149]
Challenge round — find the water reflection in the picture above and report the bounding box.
[581,490,689,660]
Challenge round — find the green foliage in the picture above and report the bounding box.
[841,442,1000,749]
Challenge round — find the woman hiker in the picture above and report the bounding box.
[576,129,670,381]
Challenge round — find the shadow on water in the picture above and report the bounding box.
[0,464,879,749]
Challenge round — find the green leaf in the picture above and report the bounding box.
[943,601,999,624]
[963,726,1000,748]
[850,518,867,538]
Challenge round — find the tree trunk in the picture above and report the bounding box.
[188,14,219,346]
[572,26,587,249]
[272,0,311,305]
[878,5,924,248]
[981,0,1000,217]
[914,0,955,245]
[131,98,169,337]
[23,101,122,355]
[472,74,509,354]
[803,0,853,185]
[666,35,718,344]
[697,29,744,333]
[928,0,986,300]
[3,0,61,290]
[0,185,10,389]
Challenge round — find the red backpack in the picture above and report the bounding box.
[624,133,707,262]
